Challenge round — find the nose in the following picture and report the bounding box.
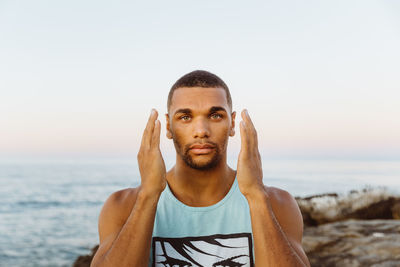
[192,117,210,138]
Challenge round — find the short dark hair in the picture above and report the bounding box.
[167,70,232,113]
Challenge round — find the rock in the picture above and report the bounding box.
[296,188,400,226]
[73,245,98,267]
[303,219,400,267]
[392,202,400,219]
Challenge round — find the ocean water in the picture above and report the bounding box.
[0,158,399,266]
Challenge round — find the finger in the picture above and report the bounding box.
[141,109,158,148]
[239,120,250,153]
[241,109,258,148]
[151,119,161,149]
[240,109,254,148]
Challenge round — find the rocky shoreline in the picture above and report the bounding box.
[303,219,400,266]
[73,188,400,267]
[298,188,400,266]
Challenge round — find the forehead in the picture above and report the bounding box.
[170,87,229,113]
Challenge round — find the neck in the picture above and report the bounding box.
[166,154,236,207]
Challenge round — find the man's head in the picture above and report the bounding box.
[167,70,232,114]
[166,70,236,170]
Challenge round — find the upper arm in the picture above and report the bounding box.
[267,186,310,266]
[91,188,138,266]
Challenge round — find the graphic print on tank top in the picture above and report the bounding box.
[152,233,253,267]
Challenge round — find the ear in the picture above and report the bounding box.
[229,111,236,137]
[165,113,173,139]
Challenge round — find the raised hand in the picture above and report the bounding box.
[237,109,265,198]
[137,109,167,196]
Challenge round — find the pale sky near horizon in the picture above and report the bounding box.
[1,0,399,160]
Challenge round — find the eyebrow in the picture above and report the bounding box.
[174,106,227,116]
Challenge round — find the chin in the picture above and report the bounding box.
[189,163,218,171]
[186,156,221,170]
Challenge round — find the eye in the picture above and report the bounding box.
[210,113,223,119]
[179,115,191,121]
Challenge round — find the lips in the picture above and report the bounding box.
[189,143,215,154]
[190,143,215,149]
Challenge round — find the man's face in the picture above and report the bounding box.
[166,87,236,170]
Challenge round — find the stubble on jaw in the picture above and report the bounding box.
[171,132,227,171]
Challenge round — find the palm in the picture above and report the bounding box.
[236,110,264,197]
[137,109,167,194]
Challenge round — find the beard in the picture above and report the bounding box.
[172,133,226,171]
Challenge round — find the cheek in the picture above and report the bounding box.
[218,124,231,138]
[171,125,188,141]
[214,125,231,148]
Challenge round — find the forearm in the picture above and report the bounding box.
[246,191,307,267]
[95,190,160,267]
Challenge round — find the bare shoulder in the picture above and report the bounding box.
[91,188,140,266]
[264,186,310,266]
[98,187,140,243]
[264,186,298,210]
[102,187,139,213]
[264,186,304,242]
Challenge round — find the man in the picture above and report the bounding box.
[91,70,310,267]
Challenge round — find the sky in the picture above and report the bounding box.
[1,0,399,160]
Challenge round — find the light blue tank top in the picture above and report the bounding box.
[149,177,254,267]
